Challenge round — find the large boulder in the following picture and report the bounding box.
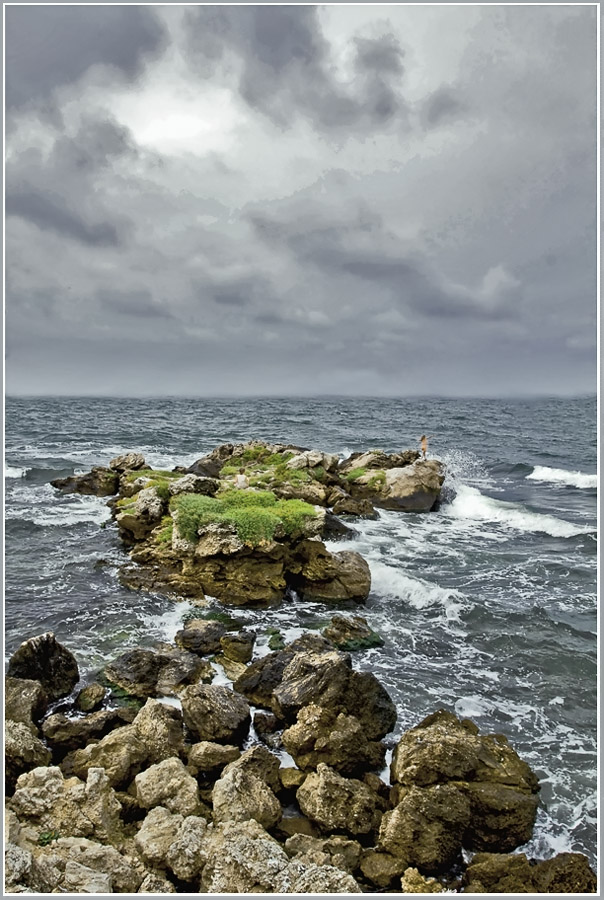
[103,647,211,699]
[462,851,597,893]
[41,708,136,755]
[340,449,420,473]
[212,766,282,829]
[296,763,383,836]
[7,633,79,702]
[282,705,386,776]
[378,784,471,873]
[174,618,227,655]
[180,683,251,744]
[5,720,52,792]
[168,473,220,497]
[116,486,165,542]
[284,833,362,873]
[109,452,146,472]
[233,648,297,708]
[372,459,445,512]
[289,541,371,603]
[5,677,48,732]
[322,615,384,651]
[51,467,118,496]
[391,710,540,853]
[188,742,241,773]
[220,631,255,663]
[134,757,201,816]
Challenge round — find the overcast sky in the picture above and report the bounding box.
[5,4,597,397]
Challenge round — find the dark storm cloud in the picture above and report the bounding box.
[52,118,139,172]
[184,6,407,132]
[5,6,167,109]
[6,187,121,247]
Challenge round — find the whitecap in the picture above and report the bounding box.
[4,465,29,479]
[446,484,590,538]
[527,465,597,490]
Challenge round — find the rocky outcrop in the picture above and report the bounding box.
[348,458,446,512]
[51,467,119,496]
[5,677,48,733]
[390,709,540,853]
[289,542,371,603]
[322,614,384,651]
[180,684,251,744]
[116,486,166,542]
[5,721,52,792]
[7,633,79,702]
[296,763,383,836]
[109,452,147,472]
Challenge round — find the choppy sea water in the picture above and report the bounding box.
[4,395,598,867]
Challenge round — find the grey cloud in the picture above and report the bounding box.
[184,6,407,133]
[97,289,174,320]
[6,188,121,247]
[52,118,139,173]
[421,87,467,127]
[5,6,167,109]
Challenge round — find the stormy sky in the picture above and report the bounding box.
[5,4,597,397]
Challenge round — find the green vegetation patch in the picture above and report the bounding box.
[171,489,317,547]
[38,830,60,846]
[123,468,181,483]
[156,516,174,544]
[344,467,367,483]
[367,470,386,490]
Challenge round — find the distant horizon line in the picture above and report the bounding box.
[5,392,597,401]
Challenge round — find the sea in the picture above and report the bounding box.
[3,395,598,868]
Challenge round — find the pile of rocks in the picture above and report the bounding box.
[50,443,447,607]
[4,631,597,893]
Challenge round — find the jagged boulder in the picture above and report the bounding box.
[75,682,106,712]
[378,783,471,873]
[41,708,135,755]
[322,614,384,651]
[220,631,255,663]
[391,710,540,853]
[181,683,251,744]
[103,646,211,699]
[5,721,52,792]
[134,806,184,867]
[234,648,297,708]
[340,449,420,473]
[296,763,383,836]
[109,452,146,472]
[188,742,241,773]
[359,850,407,888]
[7,633,79,702]
[221,745,282,793]
[5,677,48,732]
[401,867,445,892]
[284,833,362,873]
[462,851,597,893]
[290,541,371,603]
[282,705,386,775]
[51,467,119,496]
[134,757,201,816]
[168,474,220,496]
[373,459,445,512]
[332,496,378,518]
[174,618,227,655]
[212,766,282,829]
[116,486,165,541]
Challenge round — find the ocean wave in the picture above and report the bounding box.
[369,560,468,623]
[4,465,30,479]
[8,494,109,528]
[527,466,597,490]
[447,485,590,538]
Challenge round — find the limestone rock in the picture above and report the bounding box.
[275,859,362,893]
[135,757,200,816]
[7,633,79,702]
[220,631,255,663]
[359,850,406,888]
[134,807,184,867]
[378,784,471,873]
[282,705,386,775]
[296,763,382,836]
[63,859,113,892]
[138,872,176,892]
[58,836,144,892]
[462,852,537,892]
[377,459,445,512]
[41,708,135,754]
[174,618,227,655]
[332,496,378,518]
[221,744,282,793]
[109,452,146,472]
[75,682,106,713]
[70,725,147,788]
[291,541,371,603]
[188,741,240,772]
[5,721,52,792]
[165,815,208,880]
[104,647,208,699]
[462,781,540,852]
[234,648,297,708]
[532,852,597,893]
[4,677,48,732]
[168,474,220,496]
[133,699,185,764]
[284,834,362,873]
[322,614,384,651]
[340,449,419,473]
[117,486,165,541]
[181,683,251,744]
[212,766,282,829]
[401,867,445,892]
[199,818,290,892]
[51,466,119,496]
[5,844,33,887]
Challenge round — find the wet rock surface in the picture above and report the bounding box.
[7,633,79,702]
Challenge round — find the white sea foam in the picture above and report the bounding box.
[446,484,590,538]
[4,465,29,479]
[527,465,597,490]
[8,492,109,527]
[369,560,467,622]
[142,599,197,643]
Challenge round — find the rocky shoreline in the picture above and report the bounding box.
[4,442,597,893]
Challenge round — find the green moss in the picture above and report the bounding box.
[38,830,60,846]
[335,633,385,652]
[156,516,173,544]
[171,489,317,547]
[267,629,285,650]
[123,468,180,483]
[367,470,386,490]
[344,467,367,483]
[220,465,240,476]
